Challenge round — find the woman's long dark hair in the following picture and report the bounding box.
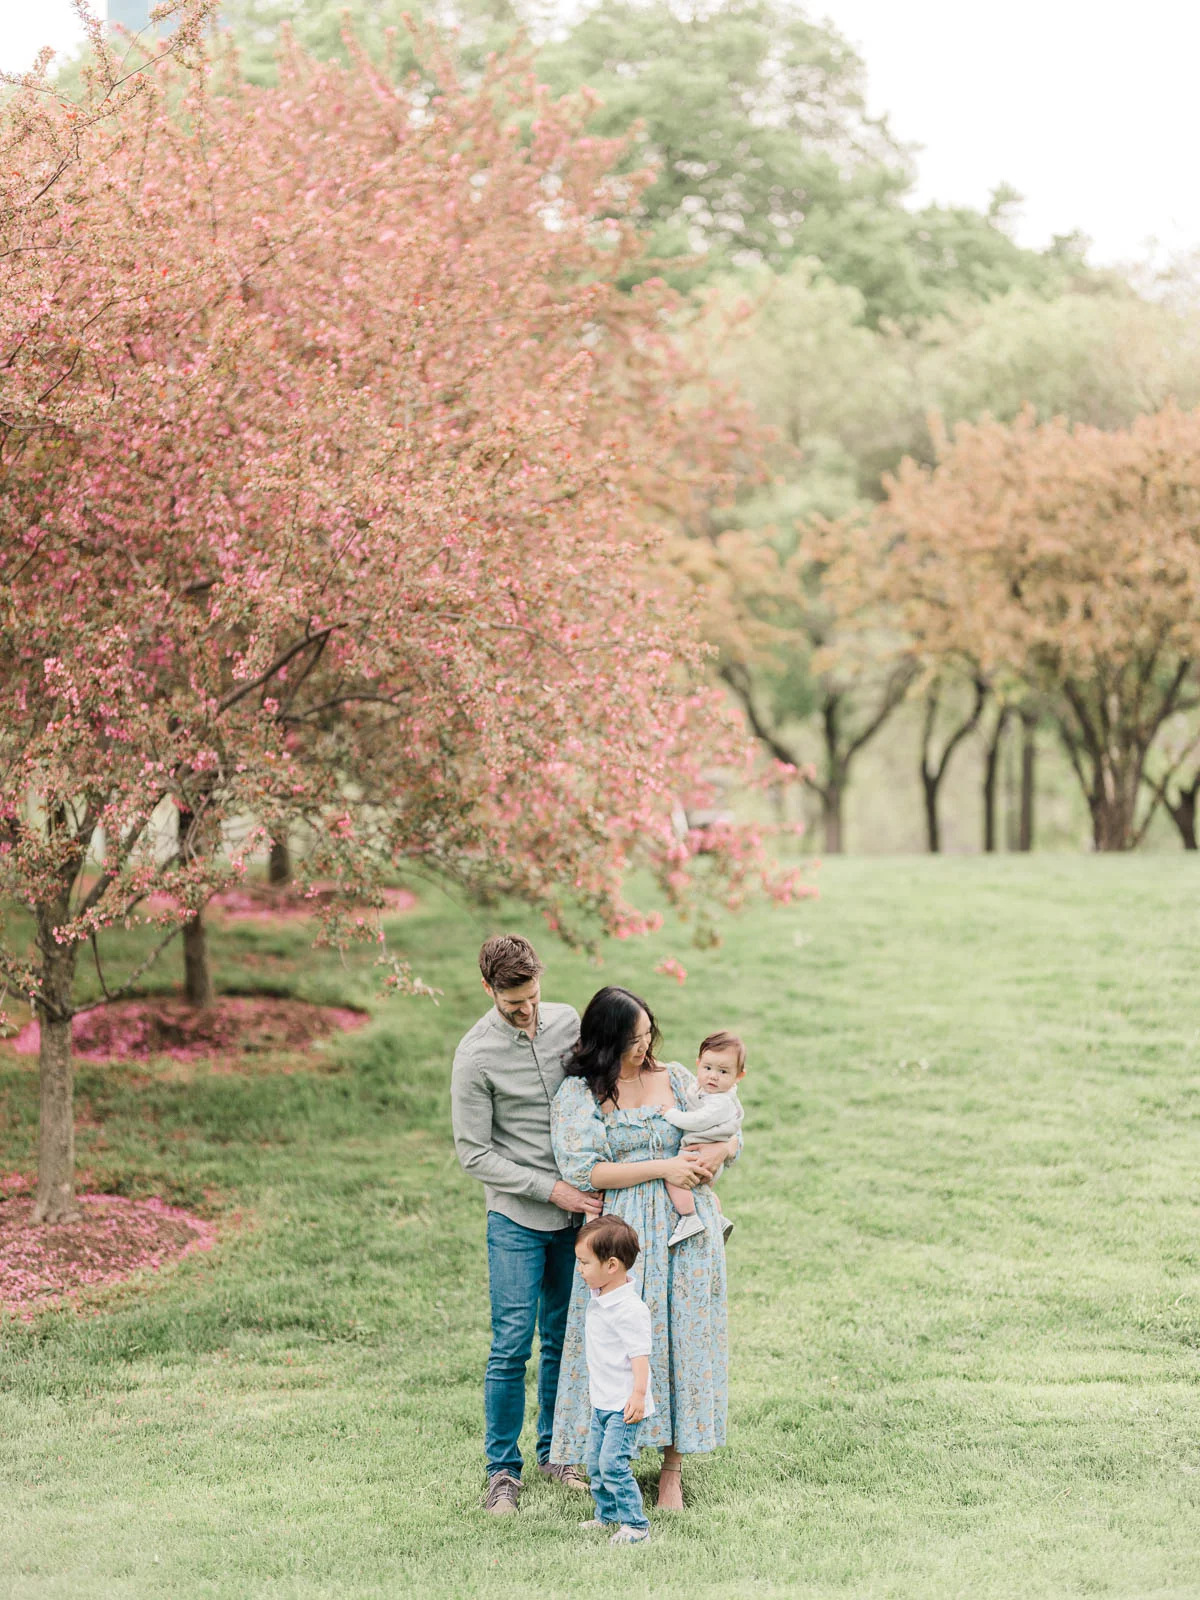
[564,986,663,1107]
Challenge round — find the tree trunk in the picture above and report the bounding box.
[179,807,214,1007]
[982,705,1012,853]
[821,786,844,854]
[1019,710,1037,852]
[183,912,214,1008]
[268,835,292,886]
[920,677,987,855]
[818,701,846,854]
[1164,776,1200,849]
[922,772,941,854]
[33,895,81,1224]
[1174,794,1199,849]
[1089,778,1139,851]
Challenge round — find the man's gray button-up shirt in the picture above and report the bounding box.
[450,1001,581,1232]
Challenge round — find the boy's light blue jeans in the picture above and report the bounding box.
[484,1211,577,1479]
[585,1407,648,1529]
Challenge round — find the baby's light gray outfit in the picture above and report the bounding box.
[661,1085,743,1145]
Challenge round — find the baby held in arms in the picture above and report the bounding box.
[661,1031,745,1247]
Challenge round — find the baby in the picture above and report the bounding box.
[661,1031,745,1248]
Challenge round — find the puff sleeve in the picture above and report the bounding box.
[551,1075,610,1192]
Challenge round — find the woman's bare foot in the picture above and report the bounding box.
[656,1462,683,1510]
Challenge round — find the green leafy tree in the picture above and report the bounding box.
[538,0,898,276]
[706,260,917,510]
[919,289,1200,431]
[217,0,524,82]
[539,4,1092,318]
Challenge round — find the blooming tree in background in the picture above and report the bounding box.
[673,494,915,855]
[872,406,1200,851]
[661,278,917,854]
[0,10,801,1222]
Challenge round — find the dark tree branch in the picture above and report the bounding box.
[717,662,802,771]
[76,925,187,1017]
[844,660,917,763]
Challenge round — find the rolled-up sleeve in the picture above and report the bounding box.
[451,1047,558,1203]
[550,1077,609,1191]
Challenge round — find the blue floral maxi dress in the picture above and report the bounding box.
[549,1064,731,1463]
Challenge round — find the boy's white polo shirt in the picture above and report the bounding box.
[584,1281,656,1416]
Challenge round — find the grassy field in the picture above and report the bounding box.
[2,856,1200,1599]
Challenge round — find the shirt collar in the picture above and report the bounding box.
[590,1281,637,1307]
[490,1005,543,1044]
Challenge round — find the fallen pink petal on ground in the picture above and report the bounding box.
[144,883,418,923]
[0,1187,216,1319]
[7,996,369,1064]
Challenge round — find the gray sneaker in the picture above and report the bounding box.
[667,1212,706,1248]
[539,1462,590,1492]
[482,1471,521,1514]
[609,1524,651,1545]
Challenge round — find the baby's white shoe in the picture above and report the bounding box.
[667,1213,706,1248]
[720,1213,734,1241]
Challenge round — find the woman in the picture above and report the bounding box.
[549,986,739,1509]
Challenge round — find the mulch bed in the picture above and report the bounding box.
[0,1179,216,1319]
[8,995,369,1064]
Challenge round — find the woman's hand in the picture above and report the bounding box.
[686,1144,728,1182]
[661,1154,704,1188]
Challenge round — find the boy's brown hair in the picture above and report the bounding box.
[578,1214,640,1270]
[698,1031,746,1072]
[478,934,544,992]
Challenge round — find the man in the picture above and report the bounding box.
[451,934,600,1514]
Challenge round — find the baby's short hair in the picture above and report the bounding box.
[578,1214,640,1269]
[698,1031,746,1071]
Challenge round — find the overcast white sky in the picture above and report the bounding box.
[4,0,1197,268]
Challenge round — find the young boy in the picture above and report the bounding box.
[661,1031,745,1248]
[574,1215,654,1546]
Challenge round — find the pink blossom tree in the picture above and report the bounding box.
[1,14,797,1222]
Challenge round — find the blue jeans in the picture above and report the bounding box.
[484,1211,577,1478]
[584,1408,648,1530]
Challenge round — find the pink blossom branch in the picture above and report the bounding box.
[216,625,348,714]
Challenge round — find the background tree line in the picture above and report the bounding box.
[201,0,1200,857]
[49,0,1200,866]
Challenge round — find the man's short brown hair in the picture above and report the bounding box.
[479,934,544,992]
[698,1031,746,1072]
[578,1214,640,1269]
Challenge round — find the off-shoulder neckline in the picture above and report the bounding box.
[596,1060,689,1116]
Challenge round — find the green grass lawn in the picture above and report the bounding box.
[3,856,1200,1599]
